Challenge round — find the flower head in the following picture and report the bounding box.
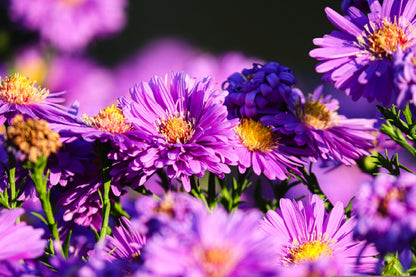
[353,173,416,255]
[310,0,416,106]
[274,86,376,165]
[224,62,296,119]
[393,48,416,108]
[260,195,378,275]
[0,73,76,125]
[5,114,62,163]
[114,72,239,191]
[9,0,127,52]
[143,207,279,276]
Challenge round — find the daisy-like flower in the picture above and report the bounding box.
[0,208,46,264]
[0,73,76,125]
[260,195,378,276]
[274,86,376,166]
[393,48,416,107]
[143,207,279,276]
[310,0,416,106]
[116,72,239,191]
[233,118,308,181]
[223,62,296,119]
[353,173,416,268]
[8,0,127,52]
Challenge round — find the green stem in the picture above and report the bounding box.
[207,173,217,208]
[97,142,112,241]
[8,153,16,208]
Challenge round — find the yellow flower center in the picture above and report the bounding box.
[234,119,276,152]
[157,115,193,144]
[0,73,49,105]
[200,247,235,277]
[297,101,332,130]
[288,240,333,265]
[153,195,175,217]
[360,19,414,59]
[83,105,133,134]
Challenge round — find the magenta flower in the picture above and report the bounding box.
[0,73,76,125]
[393,48,416,108]
[143,207,279,276]
[310,0,416,106]
[260,195,378,275]
[0,208,46,262]
[274,85,377,166]
[8,0,127,52]
[114,72,239,191]
[353,173,416,268]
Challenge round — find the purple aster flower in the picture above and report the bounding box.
[103,217,146,274]
[116,72,239,191]
[274,85,377,166]
[131,192,207,238]
[280,256,345,277]
[0,73,76,125]
[143,207,279,276]
[353,173,416,268]
[393,48,416,108]
[232,118,309,181]
[8,0,127,52]
[341,0,373,15]
[310,0,416,106]
[223,62,296,119]
[259,195,378,275]
[0,208,46,266]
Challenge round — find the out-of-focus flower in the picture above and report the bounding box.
[393,48,416,108]
[280,256,345,277]
[8,0,127,52]
[5,114,61,163]
[115,37,263,93]
[0,73,76,125]
[131,192,207,238]
[224,62,296,119]
[143,207,279,276]
[233,118,308,181]
[114,72,239,191]
[274,85,376,166]
[353,173,416,268]
[310,0,416,106]
[260,195,378,275]
[0,208,46,268]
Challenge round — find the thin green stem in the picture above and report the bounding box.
[97,141,112,241]
[8,153,16,208]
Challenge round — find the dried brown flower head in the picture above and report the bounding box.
[5,115,62,163]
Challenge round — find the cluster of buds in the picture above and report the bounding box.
[5,114,61,163]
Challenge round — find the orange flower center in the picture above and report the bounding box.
[199,247,236,277]
[157,115,194,144]
[0,73,49,105]
[83,105,133,133]
[297,100,333,130]
[234,119,276,152]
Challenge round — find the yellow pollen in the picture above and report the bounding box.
[0,73,49,105]
[83,105,133,134]
[153,195,175,217]
[297,101,332,130]
[158,116,193,144]
[235,119,276,152]
[364,19,411,58]
[200,247,234,277]
[288,240,333,264]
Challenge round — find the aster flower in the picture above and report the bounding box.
[0,73,76,125]
[131,192,207,238]
[393,48,416,108]
[274,85,376,166]
[223,62,296,119]
[0,208,46,264]
[143,207,279,276]
[233,118,309,181]
[259,195,378,275]
[341,0,372,15]
[115,72,239,191]
[8,0,127,52]
[309,0,416,106]
[353,173,416,268]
